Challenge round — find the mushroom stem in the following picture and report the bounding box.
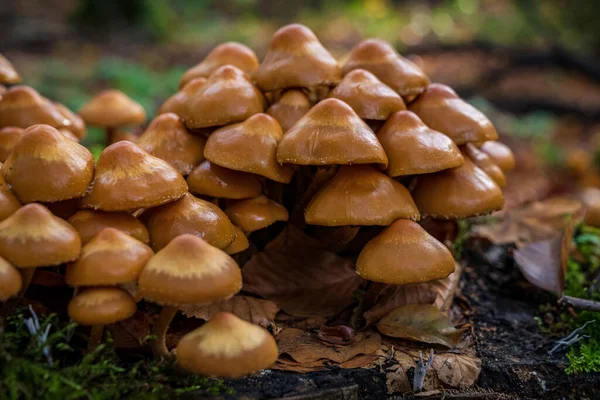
[88,325,104,351]
[106,127,117,145]
[291,166,338,228]
[313,225,360,252]
[152,305,178,358]
[19,268,36,297]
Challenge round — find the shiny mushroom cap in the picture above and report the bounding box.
[356,219,455,285]
[138,234,242,305]
[186,160,262,200]
[179,42,259,88]
[68,210,149,244]
[480,141,515,171]
[584,201,600,228]
[276,98,388,167]
[224,225,249,255]
[0,256,22,301]
[253,24,341,92]
[225,195,288,233]
[411,157,504,219]
[266,89,312,132]
[79,90,146,127]
[0,164,21,222]
[342,39,429,97]
[68,287,137,326]
[204,113,294,183]
[328,69,405,120]
[143,193,237,251]
[0,203,81,268]
[0,85,70,129]
[0,127,23,162]
[305,165,419,226]
[158,77,207,117]
[81,141,188,211]
[463,143,506,187]
[137,113,206,176]
[182,65,265,130]
[176,312,278,377]
[54,102,86,139]
[409,83,498,145]
[1,124,94,203]
[377,110,463,177]
[0,54,21,85]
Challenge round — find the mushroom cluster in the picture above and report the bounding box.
[0,25,514,378]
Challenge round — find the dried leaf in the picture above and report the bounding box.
[431,262,463,312]
[109,311,154,349]
[431,352,481,389]
[242,226,363,317]
[377,304,464,347]
[179,296,280,328]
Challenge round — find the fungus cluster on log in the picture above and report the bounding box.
[0,24,513,378]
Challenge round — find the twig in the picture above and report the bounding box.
[24,305,53,366]
[413,349,434,393]
[560,295,600,312]
[548,320,595,355]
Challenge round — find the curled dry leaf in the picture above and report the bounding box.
[242,226,364,317]
[179,295,280,328]
[377,304,464,347]
[432,352,482,389]
[317,325,356,345]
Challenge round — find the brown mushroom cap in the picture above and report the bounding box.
[377,110,463,177]
[79,90,146,127]
[224,225,249,255]
[409,84,498,145]
[0,127,23,162]
[182,65,265,130]
[225,195,288,233]
[66,227,153,286]
[411,157,504,219]
[0,203,81,268]
[158,77,207,117]
[137,113,206,176]
[143,193,236,251]
[463,143,506,187]
[0,163,21,221]
[186,160,262,200]
[328,69,406,120]
[0,86,70,129]
[0,54,21,85]
[68,210,149,244]
[0,256,22,301]
[584,201,600,228]
[138,234,242,305]
[54,102,86,139]
[1,124,94,203]
[356,219,455,285]
[266,90,312,132]
[68,287,137,326]
[81,141,188,211]
[480,141,515,171]
[176,312,278,377]
[58,129,80,142]
[342,39,430,97]
[204,113,294,183]
[179,42,259,89]
[253,24,341,92]
[276,98,388,167]
[305,165,419,226]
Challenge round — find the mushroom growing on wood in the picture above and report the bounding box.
[224,225,250,255]
[68,210,150,245]
[225,195,289,234]
[0,86,72,129]
[463,143,506,187]
[186,160,262,200]
[266,90,312,132]
[0,127,23,162]
[480,141,516,171]
[0,54,21,85]
[158,77,207,117]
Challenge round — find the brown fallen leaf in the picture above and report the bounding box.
[109,311,154,349]
[179,296,280,328]
[431,262,463,312]
[242,226,364,317]
[431,352,481,389]
[377,304,465,347]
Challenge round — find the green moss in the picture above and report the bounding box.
[453,220,471,260]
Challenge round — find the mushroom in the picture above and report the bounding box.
[186,160,262,200]
[0,86,72,129]
[224,195,288,234]
[0,163,21,221]
[158,77,207,117]
[224,225,250,255]
[1,124,94,203]
[138,234,242,357]
[463,143,506,187]
[80,141,188,211]
[480,141,516,171]
[58,128,81,142]
[356,219,455,284]
[179,42,259,89]
[584,201,600,228]
[0,256,22,301]
[136,113,206,176]
[68,210,150,244]
[266,90,312,132]
[0,54,21,85]
[204,113,294,183]
[54,102,87,140]
[176,312,278,377]
[0,126,23,162]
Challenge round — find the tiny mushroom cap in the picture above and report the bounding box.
[179,42,259,89]
[158,77,207,116]
[0,256,22,301]
[182,65,265,130]
[68,210,150,244]
[1,125,94,203]
[463,143,506,187]
[411,157,504,219]
[186,160,262,200]
[0,54,21,84]
[0,164,21,221]
[0,203,81,268]
[138,234,242,305]
[176,312,278,378]
[80,141,188,211]
[356,219,455,285]
[342,39,430,98]
[54,102,86,139]
[377,111,463,177]
[305,165,419,226]
[276,98,388,167]
[204,113,294,183]
[224,226,249,255]
[225,195,289,233]
[79,90,146,127]
[0,127,24,162]
[0,86,71,129]
[143,193,237,251]
[66,228,153,286]
[68,287,137,326]
[409,83,498,145]
[137,113,206,176]
[480,141,516,171]
[328,69,406,120]
[266,89,312,132]
[253,23,341,92]
[584,201,600,228]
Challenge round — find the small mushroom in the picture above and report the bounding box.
[158,77,207,117]
[584,201,600,228]
[187,160,262,200]
[68,210,150,244]
[0,86,71,129]
[176,312,278,377]
[54,102,87,140]
[266,90,312,133]
[480,141,515,171]
[0,256,22,301]
[225,195,288,234]
[0,127,23,162]
[0,163,21,221]
[0,54,21,85]
[224,225,249,255]
[463,143,506,187]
